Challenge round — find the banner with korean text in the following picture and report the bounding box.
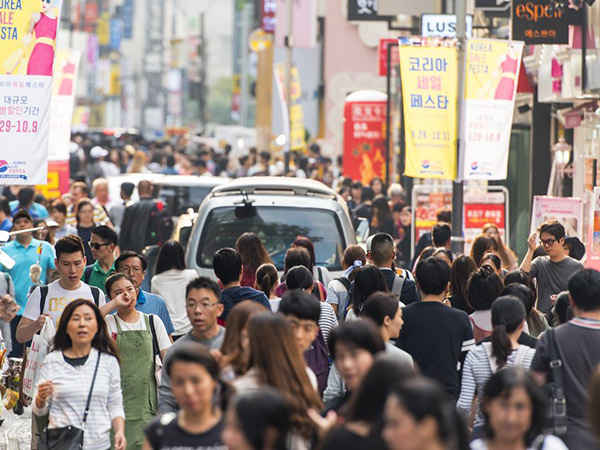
[399,45,458,179]
[0,0,62,184]
[459,39,524,180]
[531,196,583,239]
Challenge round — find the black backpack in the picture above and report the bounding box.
[304,328,330,396]
[333,277,353,321]
[148,206,174,247]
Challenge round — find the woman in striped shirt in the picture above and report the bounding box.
[457,296,536,437]
[33,299,126,450]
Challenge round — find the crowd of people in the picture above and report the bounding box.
[0,165,600,450]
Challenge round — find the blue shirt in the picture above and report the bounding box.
[0,238,56,310]
[0,217,11,231]
[136,290,175,335]
[9,201,49,219]
[220,286,271,321]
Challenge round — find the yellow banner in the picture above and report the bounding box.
[97,12,110,47]
[289,65,305,152]
[399,46,458,180]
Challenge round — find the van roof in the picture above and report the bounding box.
[210,177,337,198]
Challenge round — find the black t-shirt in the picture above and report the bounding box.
[144,414,226,450]
[63,354,89,367]
[398,301,474,401]
[320,426,385,450]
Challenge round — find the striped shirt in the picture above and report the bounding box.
[319,302,338,348]
[458,343,536,426]
[66,203,109,226]
[33,348,124,450]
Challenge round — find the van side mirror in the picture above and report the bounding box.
[356,218,370,243]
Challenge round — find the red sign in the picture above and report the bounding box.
[36,161,70,200]
[343,93,387,185]
[261,0,277,33]
[378,38,399,76]
[464,203,505,230]
[84,2,99,33]
[414,191,452,242]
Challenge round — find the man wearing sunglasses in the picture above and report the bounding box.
[82,225,118,294]
[520,220,583,316]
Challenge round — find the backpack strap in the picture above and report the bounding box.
[149,314,159,357]
[334,277,352,291]
[39,285,49,315]
[391,275,405,299]
[548,328,568,436]
[513,345,529,368]
[90,286,100,306]
[83,265,94,284]
[481,342,499,373]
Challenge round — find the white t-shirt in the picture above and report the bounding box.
[470,436,567,450]
[150,269,198,336]
[105,312,171,352]
[23,280,107,326]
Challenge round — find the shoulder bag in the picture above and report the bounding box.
[37,352,102,450]
[546,328,568,437]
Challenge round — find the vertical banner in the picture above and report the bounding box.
[274,64,306,151]
[531,196,583,238]
[0,0,62,184]
[459,39,524,180]
[589,188,600,269]
[342,91,387,185]
[399,45,458,179]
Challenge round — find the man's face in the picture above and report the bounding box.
[70,187,86,205]
[13,217,33,234]
[186,288,223,333]
[94,183,109,202]
[90,233,114,262]
[117,257,145,289]
[56,251,86,287]
[539,232,564,258]
[285,314,319,354]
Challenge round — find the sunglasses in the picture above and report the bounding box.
[88,242,111,250]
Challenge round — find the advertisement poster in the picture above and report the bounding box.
[463,191,507,254]
[399,45,458,180]
[0,0,62,185]
[342,91,387,185]
[530,196,583,238]
[36,160,69,200]
[589,188,600,269]
[274,64,306,152]
[459,39,523,181]
[48,49,80,161]
[378,38,399,76]
[413,189,452,245]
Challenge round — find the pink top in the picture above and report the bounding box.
[35,13,58,41]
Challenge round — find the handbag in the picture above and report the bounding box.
[37,352,102,450]
[149,314,163,384]
[546,328,567,437]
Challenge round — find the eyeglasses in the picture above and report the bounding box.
[118,266,143,274]
[186,301,219,311]
[88,242,111,250]
[540,238,557,247]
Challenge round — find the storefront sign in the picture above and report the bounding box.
[261,0,276,33]
[531,196,583,238]
[511,0,568,44]
[464,191,507,253]
[413,189,452,245]
[399,45,458,180]
[421,14,473,39]
[342,91,387,185]
[35,160,69,200]
[459,39,524,181]
[0,0,62,185]
[347,0,392,21]
[378,38,399,76]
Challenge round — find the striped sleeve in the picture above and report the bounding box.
[457,348,478,416]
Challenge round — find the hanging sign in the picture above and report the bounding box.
[0,0,62,185]
[399,45,458,180]
[459,39,524,180]
[511,0,569,44]
[531,196,583,238]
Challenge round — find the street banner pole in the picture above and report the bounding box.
[451,0,467,254]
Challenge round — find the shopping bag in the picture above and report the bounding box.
[22,318,55,398]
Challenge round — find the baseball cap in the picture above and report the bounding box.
[90,146,108,159]
[13,209,32,222]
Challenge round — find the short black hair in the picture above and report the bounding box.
[501,283,535,316]
[115,251,148,271]
[120,182,135,197]
[467,268,503,311]
[361,186,375,203]
[362,292,399,326]
[285,265,314,291]
[537,219,565,241]
[50,201,67,215]
[432,224,452,247]
[553,291,571,325]
[185,276,221,300]
[17,187,35,206]
[415,257,451,296]
[369,233,395,265]
[279,290,321,323]
[350,182,362,190]
[213,248,242,284]
[328,319,385,360]
[0,196,10,216]
[436,208,451,223]
[91,225,118,246]
[568,269,600,312]
[55,235,85,260]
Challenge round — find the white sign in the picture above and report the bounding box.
[421,14,473,38]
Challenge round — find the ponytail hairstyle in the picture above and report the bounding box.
[255,263,278,299]
[490,295,526,369]
[342,244,367,281]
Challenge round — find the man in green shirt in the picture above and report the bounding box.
[83,225,118,293]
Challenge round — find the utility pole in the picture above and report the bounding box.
[283,0,293,174]
[451,0,467,254]
[199,11,207,133]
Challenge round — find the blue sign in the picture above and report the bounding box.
[110,18,123,50]
[123,0,134,39]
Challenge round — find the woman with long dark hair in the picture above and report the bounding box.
[457,296,536,437]
[76,199,98,263]
[233,313,323,449]
[470,235,500,267]
[383,378,469,450]
[449,255,477,313]
[471,368,567,449]
[327,244,366,320]
[254,263,280,312]
[33,299,126,450]
[394,205,412,269]
[371,196,396,238]
[151,240,198,338]
[236,232,273,287]
[292,235,332,288]
[346,265,388,320]
[276,246,327,301]
[143,343,231,450]
[467,268,503,343]
[481,223,518,271]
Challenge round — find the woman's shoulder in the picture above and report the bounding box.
[43,350,63,363]
[534,435,568,449]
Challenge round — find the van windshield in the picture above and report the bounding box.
[196,206,345,271]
